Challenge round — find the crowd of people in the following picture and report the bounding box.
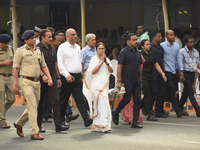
[0,24,200,140]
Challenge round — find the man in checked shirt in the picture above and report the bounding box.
[178,35,200,117]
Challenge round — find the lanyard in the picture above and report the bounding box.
[185,46,194,60]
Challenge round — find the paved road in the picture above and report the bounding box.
[1,105,200,150]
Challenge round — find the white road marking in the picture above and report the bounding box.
[185,141,200,144]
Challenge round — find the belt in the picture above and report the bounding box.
[184,71,195,74]
[0,74,12,77]
[21,76,39,82]
[70,73,81,76]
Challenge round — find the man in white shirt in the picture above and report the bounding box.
[34,26,41,45]
[57,28,92,127]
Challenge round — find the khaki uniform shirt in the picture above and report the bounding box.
[13,44,46,77]
[0,46,13,74]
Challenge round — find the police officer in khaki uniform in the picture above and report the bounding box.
[13,30,53,140]
[0,34,15,129]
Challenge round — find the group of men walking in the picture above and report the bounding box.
[0,26,200,140]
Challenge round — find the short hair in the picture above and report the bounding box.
[96,42,105,49]
[111,29,117,36]
[141,39,149,47]
[137,24,144,28]
[118,26,124,31]
[152,30,162,37]
[95,30,102,37]
[57,30,65,35]
[46,27,55,32]
[40,29,51,41]
[102,28,108,33]
[192,27,199,32]
[122,33,136,48]
[113,44,121,50]
[52,33,59,41]
[184,35,193,43]
[85,33,96,42]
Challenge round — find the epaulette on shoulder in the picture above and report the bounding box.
[17,45,25,50]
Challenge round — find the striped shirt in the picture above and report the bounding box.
[180,46,200,72]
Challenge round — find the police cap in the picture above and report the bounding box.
[0,34,11,43]
[22,30,35,40]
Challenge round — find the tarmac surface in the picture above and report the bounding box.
[1,105,200,150]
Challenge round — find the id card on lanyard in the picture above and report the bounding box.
[185,46,196,71]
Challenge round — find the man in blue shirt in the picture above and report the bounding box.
[178,35,200,117]
[112,33,143,128]
[161,30,187,117]
[81,33,96,79]
[150,30,169,118]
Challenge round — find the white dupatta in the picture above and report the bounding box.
[83,55,112,118]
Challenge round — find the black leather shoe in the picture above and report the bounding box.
[131,122,143,128]
[147,115,158,121]
[196,111,200,117]
[183,111,189,116]
[142,108,147,116]
[154,112,168,118]
[163,110,169,115]
[39,126,46,133]
[176,110,187,118]
[66,114,79,122]
[42,118,52,123]
[84,118,93,127]
[48,112,53,118]
[56,123,70,132]
[112,109,119,125]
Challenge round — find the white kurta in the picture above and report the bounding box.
[83,55,112,127]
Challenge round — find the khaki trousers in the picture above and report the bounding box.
[15,78,40,134]
[0,76,15,124]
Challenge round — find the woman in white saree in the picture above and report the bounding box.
[83,43,113,132]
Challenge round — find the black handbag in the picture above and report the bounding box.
[109,74,115,89]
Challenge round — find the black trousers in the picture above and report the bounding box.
[163,71,181,112]
[178,71,200,113]
[37,78,61,127]
[152,74,164,113]
[60,74,89,122]
[141,80,153,115]
[115,82,141,123]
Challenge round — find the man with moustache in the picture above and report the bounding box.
[81,33,97,79]
[37,29,69,132]
[112,33,143,128]
[161,29,187,118]
[57,28,92,127]
[178,35,200,117]
[0,34,15,128]
[42,33,61,123]
[137,24,150,51]
[13,30,52,140]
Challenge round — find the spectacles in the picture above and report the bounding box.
[69,34,78,36]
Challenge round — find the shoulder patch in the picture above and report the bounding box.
[25,46,29,50]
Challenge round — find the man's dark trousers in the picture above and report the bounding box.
[178,71,200,113]
[164,71,181,112]
[38,78,61,127]
[115,82,141,123]
[152,74,164,113]
[60,74,89,122]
